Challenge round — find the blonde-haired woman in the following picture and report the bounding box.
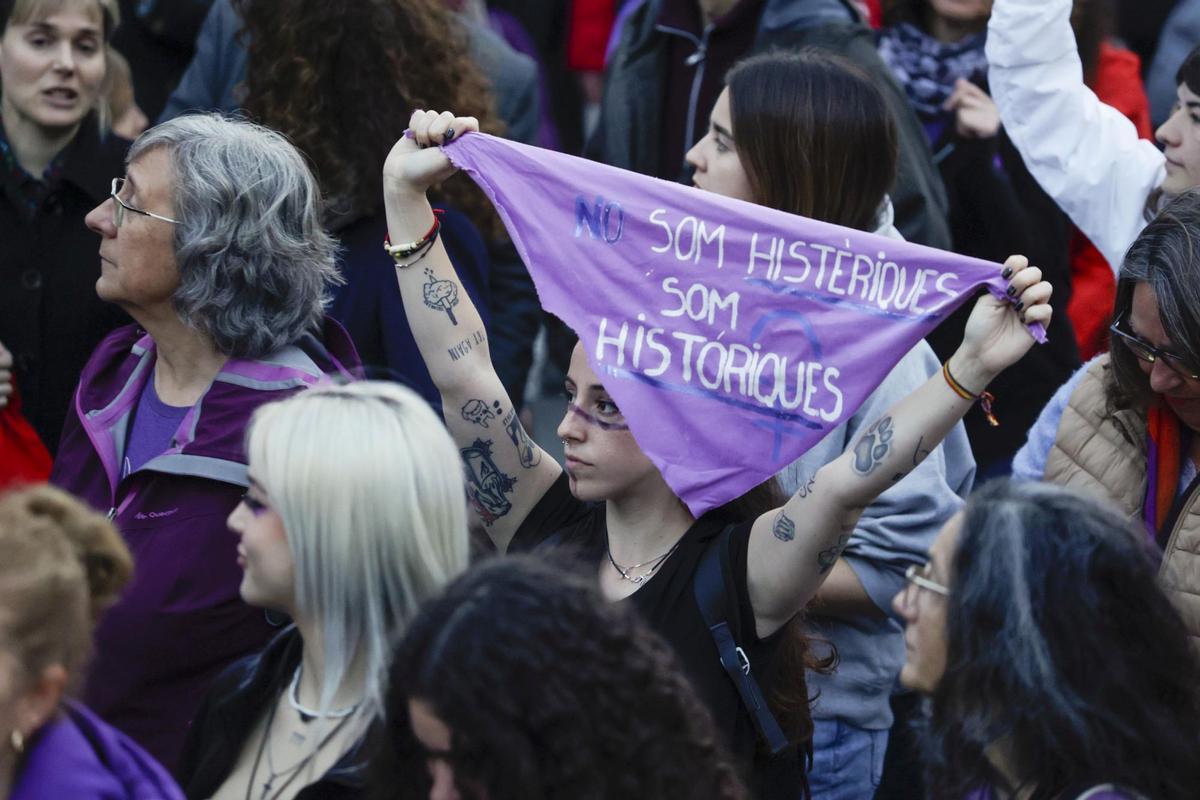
[0,0,129,454]
[0,484,183,799]
[177,381,470,800]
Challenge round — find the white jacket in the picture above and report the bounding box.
[986,0,1166,272]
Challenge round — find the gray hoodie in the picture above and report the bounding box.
[778,204,975,729]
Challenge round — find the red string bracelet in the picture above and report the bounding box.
[942,361,999,427]
[384,208,444,263]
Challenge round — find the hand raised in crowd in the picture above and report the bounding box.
[951,255,1052,392]
[943,78,1001,140]
[383,110,480,199]
[0,340,12,409]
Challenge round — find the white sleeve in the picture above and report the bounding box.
[987,0,1167,273]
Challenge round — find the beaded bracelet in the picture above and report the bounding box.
[942,361,999,427]
[383,208,444,265]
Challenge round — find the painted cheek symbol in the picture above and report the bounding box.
[567,402,630,431]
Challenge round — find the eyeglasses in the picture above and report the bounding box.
[901,563,949,608]
[1109,310,1200,380]
[240,492,270,516]
[110,177,181,227]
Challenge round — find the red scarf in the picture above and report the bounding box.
[1144,401,1183,540]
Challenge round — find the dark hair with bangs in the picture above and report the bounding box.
[925,480,1200,800]
[725,49,897,232]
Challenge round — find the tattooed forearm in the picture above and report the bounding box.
[817,533,851,574]
[912,435,931,466]
[772,510,796,542]
[448,329,486,363]
[796,474,816,499]
[461,398,496,427]
[422,267,460,325]
[503,407,542,468]
[852,416,894,475]
[461,438,517,526]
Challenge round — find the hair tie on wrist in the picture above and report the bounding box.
[943,361,999,427]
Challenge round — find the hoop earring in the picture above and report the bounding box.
[10,729,23,753]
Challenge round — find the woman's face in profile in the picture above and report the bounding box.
[685,88,755,204]
[227,473,295,613]
[893,513,958,694]
[0,3,107,135]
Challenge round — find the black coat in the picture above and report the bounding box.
[0,117,130,454]
[177,627,367,800]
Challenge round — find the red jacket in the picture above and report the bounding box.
[0,384,52,489]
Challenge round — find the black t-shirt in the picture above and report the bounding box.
[511,473,801,798]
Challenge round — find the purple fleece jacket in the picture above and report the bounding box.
[12,700,183,800]
[50,320,359,772]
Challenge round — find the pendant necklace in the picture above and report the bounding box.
[245,689,356,800]
[606,535,684,584]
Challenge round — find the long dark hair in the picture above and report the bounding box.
[233,0,504,235]
[925,480,1200,800]
[1107,191,1200,414]
[702,477,835,774]
[725,49,897,233]
[370,557,749,800]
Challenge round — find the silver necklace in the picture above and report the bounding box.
[606,536,684,584]
[287,665,361,723]
[245,696,353,800]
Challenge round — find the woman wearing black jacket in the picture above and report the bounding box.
[0,0,130,453]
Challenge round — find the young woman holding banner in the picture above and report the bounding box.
[688,50,974,798]
[381,111,1051,798]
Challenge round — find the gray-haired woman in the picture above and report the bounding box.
[49,112,360,772]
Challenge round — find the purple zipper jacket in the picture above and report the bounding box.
[12,699,183,800]
[50,320,359,772]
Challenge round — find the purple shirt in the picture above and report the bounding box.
[123,376,189,476]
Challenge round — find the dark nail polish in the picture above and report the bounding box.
[1014,300,1024,312]
[1001,267,1013,279]
[445,128,455,141]
[1006,285,1017,297]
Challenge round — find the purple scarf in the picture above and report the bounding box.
[442,133,1042,515]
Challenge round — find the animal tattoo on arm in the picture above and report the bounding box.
[852,416,894,476]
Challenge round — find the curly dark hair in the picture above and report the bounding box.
[233,0,504,236]
[370,556,749,800]
[924,480,1200,800]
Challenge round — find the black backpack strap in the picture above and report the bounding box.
[694,525,789,757]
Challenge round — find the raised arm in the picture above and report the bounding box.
[986,0,1164,271]
[383,112,562,552]
[747,257,1051,637]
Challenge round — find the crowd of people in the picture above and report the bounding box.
[0,0,1198,799]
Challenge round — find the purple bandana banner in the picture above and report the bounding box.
[442,133,1043,516]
